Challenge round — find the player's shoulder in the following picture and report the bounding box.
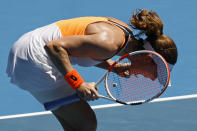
[84,17,127,53]
[106,17,132,30]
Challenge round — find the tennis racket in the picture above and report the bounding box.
[44,50,170,110]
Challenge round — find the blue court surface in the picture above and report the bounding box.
[0,95,197,131]
[0,0,197,130]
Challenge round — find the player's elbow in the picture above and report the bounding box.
[44,42,62,55]
[45,42,54,53]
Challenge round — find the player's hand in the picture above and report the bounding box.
[76,82,99,101]
[112,61,157,80]
[112,63,132,77]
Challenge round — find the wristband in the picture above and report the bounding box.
[65,69,84,89]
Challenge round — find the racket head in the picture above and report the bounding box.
[105,50,170,105]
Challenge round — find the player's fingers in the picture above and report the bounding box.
[89,82,96,86]
[83,90,92,101]
[123,70,130,76]
[90,88,99,100]
[88,91,97,101]
[89,82,98,90]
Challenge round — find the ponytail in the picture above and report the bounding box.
[130,9,163,39]
[130,9,178,65]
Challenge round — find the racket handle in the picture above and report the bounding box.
[44,94,80,110]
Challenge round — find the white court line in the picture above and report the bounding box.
[92,94,197,109]
[0,111,51,120]
[0,94,197,120]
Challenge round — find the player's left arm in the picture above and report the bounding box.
[95,59,114,70]
[96,59,131,77]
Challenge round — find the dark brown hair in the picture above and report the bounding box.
[130,9,178,65]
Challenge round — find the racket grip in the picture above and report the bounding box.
[44,94,80,110]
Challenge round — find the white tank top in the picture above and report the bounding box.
[14,23,101,67]
[6,23,101,92]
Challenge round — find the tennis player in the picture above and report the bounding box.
[6,9,177,131]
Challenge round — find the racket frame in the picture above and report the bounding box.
[101,50,170,105]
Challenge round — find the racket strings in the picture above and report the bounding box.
[106,53,168,103]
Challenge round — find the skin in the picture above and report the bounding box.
[44,18,153,131]
[44,18,135,100]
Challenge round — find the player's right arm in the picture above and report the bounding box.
[44,22,122,100]
[44,34,108,100]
